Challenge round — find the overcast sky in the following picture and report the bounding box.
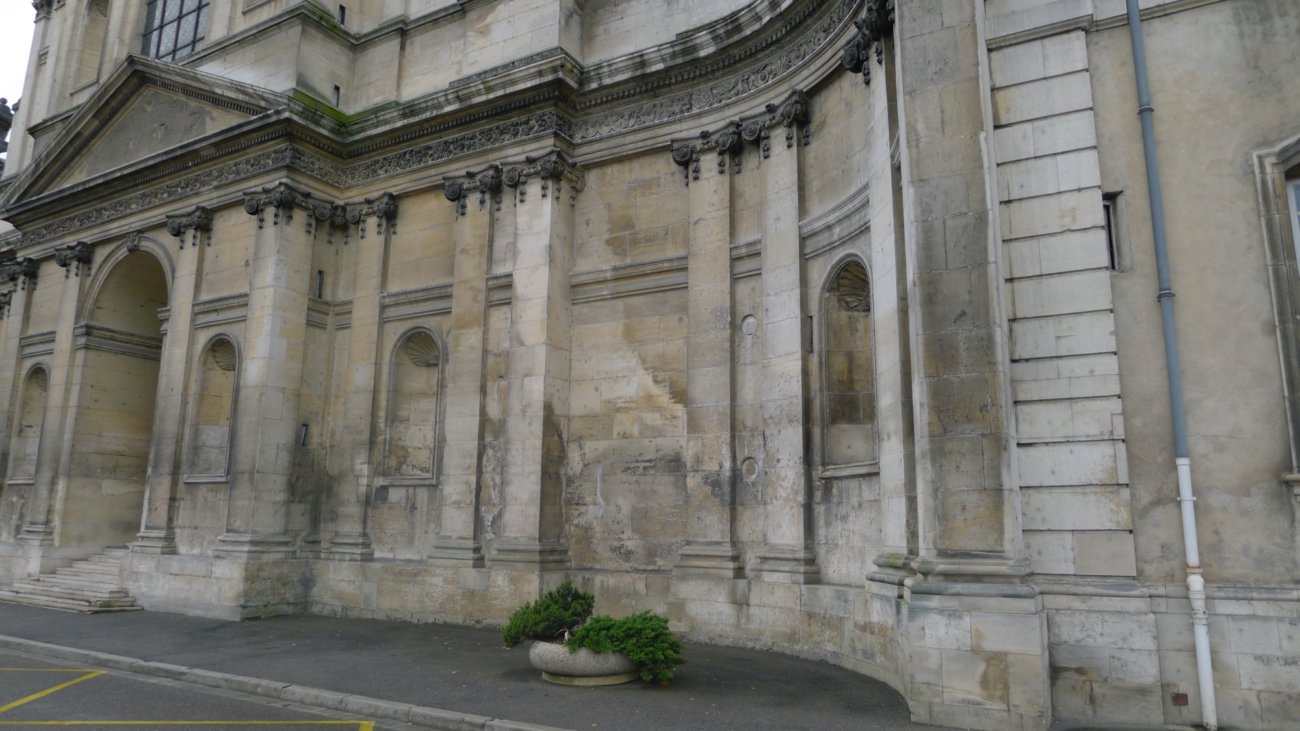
[1,3,35,111]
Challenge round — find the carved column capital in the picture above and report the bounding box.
[1,258,39,290]
[671,90,811,183]
[53,241,93,277]
[327,191,400,243]
[166,206,213,248]
[32,0,53,20]
[242,182,333,232]
[503,150,584,205]
[842,0,894,86]
[443,164,502,216]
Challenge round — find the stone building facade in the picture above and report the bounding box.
[0,0,1297,728]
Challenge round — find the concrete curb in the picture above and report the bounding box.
[0,634,571,731]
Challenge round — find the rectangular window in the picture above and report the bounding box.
[1103,192,1122,271]
[338,4,347,24]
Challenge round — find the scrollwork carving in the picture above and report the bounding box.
[670,90,810,181]
[242,182,324,231]
[502,151,583,204]
[53,241,93,278]
[165,205,213,248]
[442,165,501,215]
[841,0,894,86]
[1,258,39,290]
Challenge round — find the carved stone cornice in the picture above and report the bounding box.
[53,241,93,277]
[1,258,39,290]
[573,0,856,141]
[841,0,894,85]
[671,90,809,183]
[166,206,213,248]
[32,0,53,20]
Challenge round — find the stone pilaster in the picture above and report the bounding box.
[891,0,1048,727]
[430,175,495,566]
[753,95,818,584]
[0,261,37,481]
[135,219,210,554]
[216,183,317,558]
[488,153,580,568]
[19,256,81,563]
[671,134,742,577]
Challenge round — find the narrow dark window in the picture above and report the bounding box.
[338,4,347,24]
[332,85,342,107]
[141,0,211,63]
[1103,192,1121,272]
[299,424,310,447]
[315,270,325,298]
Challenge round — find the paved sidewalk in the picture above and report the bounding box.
[0,602,941,731]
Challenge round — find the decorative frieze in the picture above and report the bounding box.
[671,91,809,183]
[841,0,894,85]
[165,206,213,248]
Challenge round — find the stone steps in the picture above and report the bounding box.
[0,548,140,613]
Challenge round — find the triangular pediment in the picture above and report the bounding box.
[6,56,287,204]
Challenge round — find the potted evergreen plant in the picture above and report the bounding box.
[501,580,684,685]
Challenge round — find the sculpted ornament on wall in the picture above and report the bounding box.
[671,91,809,182]
[443,151,584,215]
[1,258,39,290]
[841,0,894,85]
[166,206,213,248]
[241,183,399,242]
[53,241,93,277]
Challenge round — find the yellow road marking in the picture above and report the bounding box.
[0,717,374,723]
[0,672,103,714]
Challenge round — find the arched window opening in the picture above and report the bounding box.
[141,0,210,63]
[385,330,442,480]
[10,367,49,481]
[821,259,876,467]
[187,337,237,478]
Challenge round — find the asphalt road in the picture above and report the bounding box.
[0,650,409,731]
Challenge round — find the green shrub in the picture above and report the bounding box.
[501,580,595,647]
[567,611,685,683]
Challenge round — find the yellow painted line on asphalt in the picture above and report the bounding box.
[0,672,103,714]
[0,717,371,723]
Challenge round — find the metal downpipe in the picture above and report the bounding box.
[1125,1,1217,728]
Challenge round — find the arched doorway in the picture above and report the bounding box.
[61,248,169,550]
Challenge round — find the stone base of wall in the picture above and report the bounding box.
[61,552,1297,730]
[127,552,310,620]
[1046,585,1300,731]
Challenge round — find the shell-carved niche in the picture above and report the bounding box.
[386,330,443,479]
[821,260,877,467]
[188,337,238,478]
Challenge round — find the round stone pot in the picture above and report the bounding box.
[528,641,640,686]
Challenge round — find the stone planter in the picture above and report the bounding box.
[528,641,640,686]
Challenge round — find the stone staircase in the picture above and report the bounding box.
[0,547,140,612]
